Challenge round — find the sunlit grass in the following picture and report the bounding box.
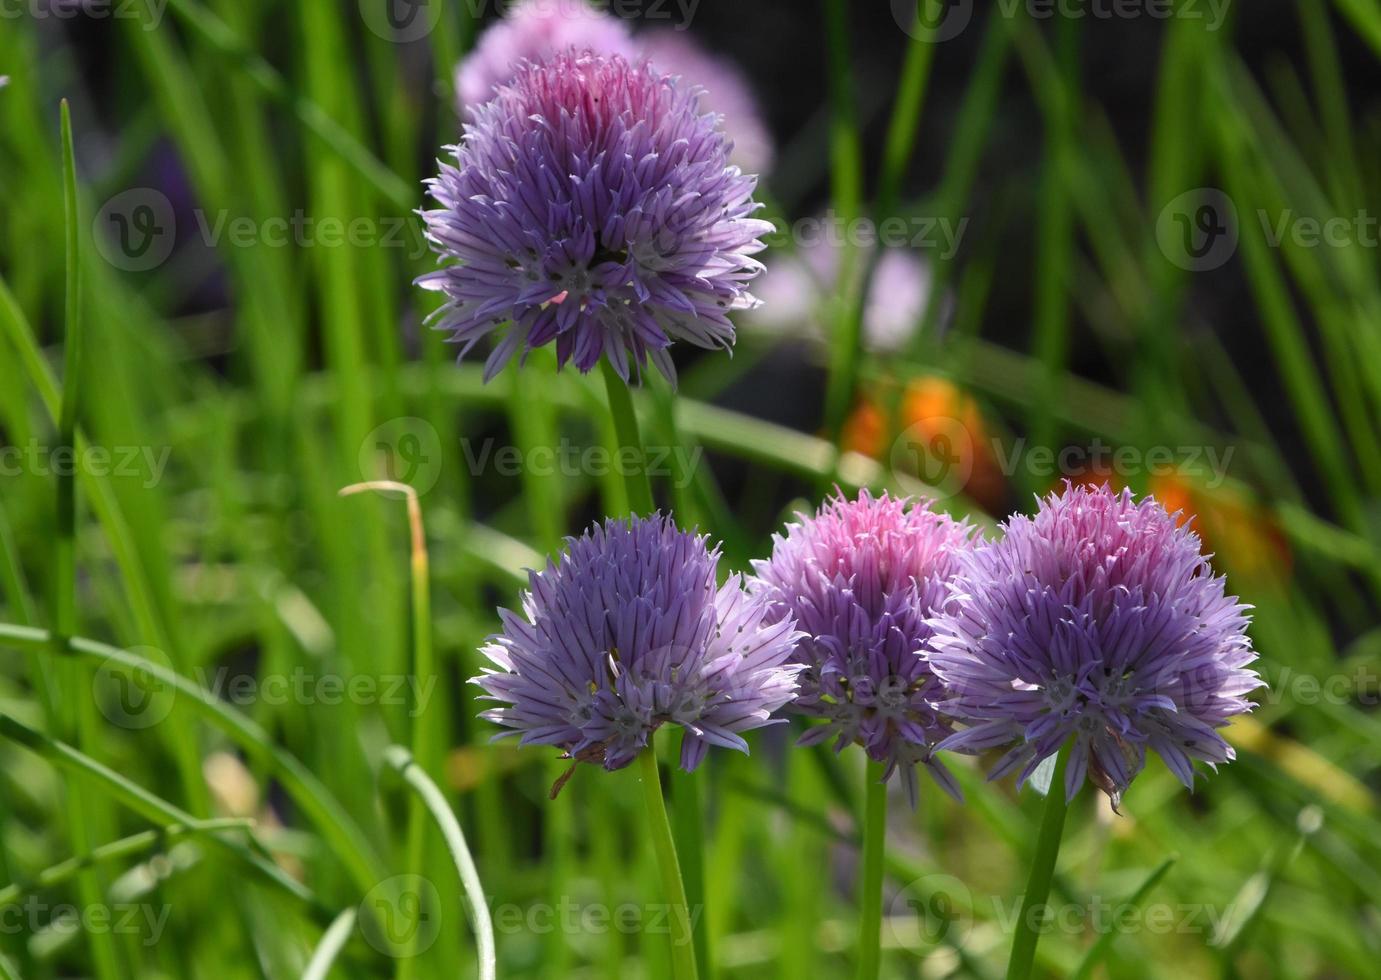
[1,1,1379,978]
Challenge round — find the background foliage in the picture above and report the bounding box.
[1,0,1380,977]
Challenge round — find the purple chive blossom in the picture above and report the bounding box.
[420,51,774,383]
[749,491,976,805]
[929,484,1262,807]
[455,0,636,111]
[638,28,775,175]
[473,515,803,775]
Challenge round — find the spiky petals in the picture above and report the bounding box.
[421,51,773,384]
[749,491,976,805]
[473,515,802,773]
[929,484,1262,806]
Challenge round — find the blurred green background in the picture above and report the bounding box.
[1,0,1380,977]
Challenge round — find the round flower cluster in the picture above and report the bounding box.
[421,51,772,384]
[473,515,802,773]
[929,484,1262,806]
[749,491,974,804]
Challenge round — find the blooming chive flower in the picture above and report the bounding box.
[455,0,636,111]
[421,51,774,383]
[639,28,775,174]
[749,491,975,805]
[929,484,1262,807]
[473,515,803,776]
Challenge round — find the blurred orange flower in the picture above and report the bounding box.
[842,375,1005,513]
[1150,471,1292,587]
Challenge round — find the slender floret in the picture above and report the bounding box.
[473,515,802,776]
[455,0,636,110]
[749,491,975,805]
[421,51,773,383]
[929,483,1262,807]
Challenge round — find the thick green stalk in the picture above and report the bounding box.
[673,735,711,978]
[638,747,699,980]
[600,366,709,971]
[601,360,656,515]
[855,760,888,980]
[1005,747,1073,980]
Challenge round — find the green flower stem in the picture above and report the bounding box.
[1006,746,1073,980]
[673,735,711,978]
[638,746,699,980]
[856,759,888,980]
[600,366,710,973]
[600,360,656,515]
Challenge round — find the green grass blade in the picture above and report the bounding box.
[0,623,388,895]
[0,713,324,916]
[1069,856,1177,980]
[385,746,496,980]
[301,908,359,980]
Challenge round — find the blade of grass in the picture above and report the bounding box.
[338,482,438,978]
[54,100,124,980]
[161,0,413,210]
[0,819,253,907]
[0,623,388,894]
[1068,856,1177,980]
[384,746,496,980]
[0,275,208,816]
[301,908,359,980]
[0,713,325,916]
